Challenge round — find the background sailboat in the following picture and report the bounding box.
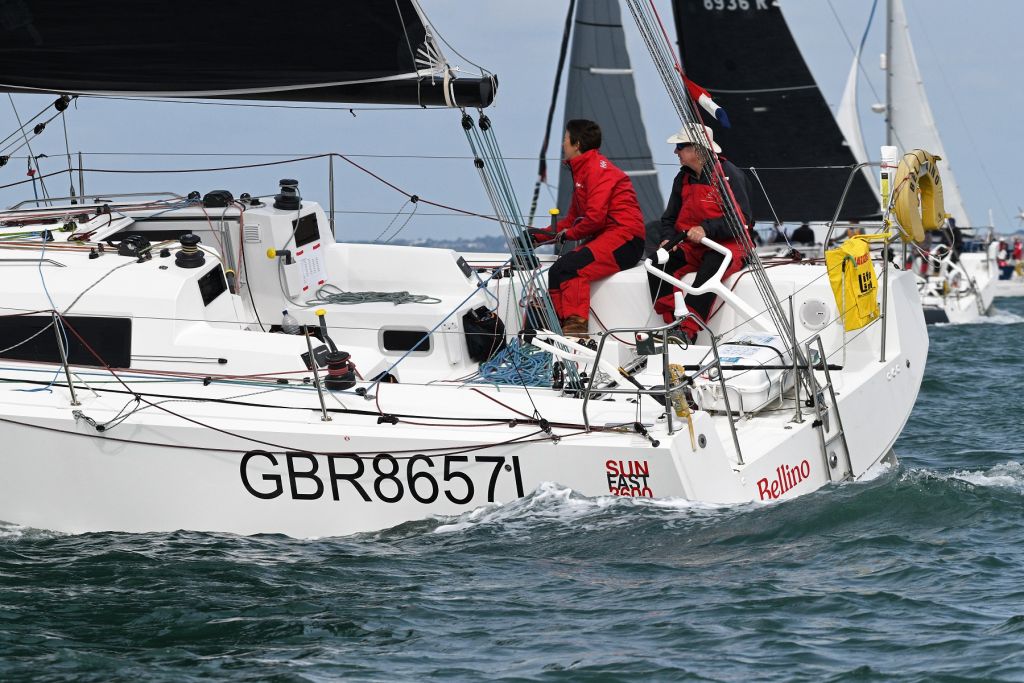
[556,0,664,225]
[884,0,970,227]
[671,0,880,223]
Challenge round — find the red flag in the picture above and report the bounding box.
[683,76,731,128]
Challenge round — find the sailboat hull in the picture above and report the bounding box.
[0,269,928,538]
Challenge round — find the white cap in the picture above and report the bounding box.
[667,123,722,154]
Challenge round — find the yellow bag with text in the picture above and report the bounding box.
[825,236,879,331]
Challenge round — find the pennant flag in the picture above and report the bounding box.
[683,76,731,128]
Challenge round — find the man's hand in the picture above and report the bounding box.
[527,228,567,247]
[687,225,706,243]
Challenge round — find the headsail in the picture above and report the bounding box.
[0,0,495,108]
[557,0,664,223]
[887,0,969,226]
[836,2,880,203]
[837,52,872,171]
[672,0,880,222]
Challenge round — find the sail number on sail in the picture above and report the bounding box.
[240,451,525,504]
[702,0,770,10]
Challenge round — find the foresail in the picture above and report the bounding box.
[557,0,664,224]
[0,0,495,108]
[672,0,880,222]
[837,50,880,202]
[888,0,969,226]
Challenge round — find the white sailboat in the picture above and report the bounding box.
[0,0,929,538]
[880,0,996,322]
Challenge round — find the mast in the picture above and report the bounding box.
[885,0,893,147]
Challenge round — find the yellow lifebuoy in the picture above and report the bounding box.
[892,149,946,243]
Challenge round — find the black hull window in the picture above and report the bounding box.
[0,316,132,368]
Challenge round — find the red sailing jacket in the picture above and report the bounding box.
[659,157,753,243]
[557,149,645,242]
[675,173,725,233]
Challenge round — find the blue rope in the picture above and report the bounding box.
[473,338,552,388]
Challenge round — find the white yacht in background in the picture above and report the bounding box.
[914,240,997,324]
[675,0,992,324]
[876,0,993,323]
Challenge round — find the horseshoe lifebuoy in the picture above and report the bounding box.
[893,149,947,243]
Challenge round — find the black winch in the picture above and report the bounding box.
[273,178,301,210]
[175,233,205,268]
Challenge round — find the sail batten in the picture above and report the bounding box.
[672,0,880,222]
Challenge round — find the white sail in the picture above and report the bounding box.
[888,0,970,226]
[837,47,880,202]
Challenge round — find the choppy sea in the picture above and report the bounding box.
[3,300,1024,682]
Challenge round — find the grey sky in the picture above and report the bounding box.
[0,1,1020,240]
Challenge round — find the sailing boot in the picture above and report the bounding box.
[561,315,589,337]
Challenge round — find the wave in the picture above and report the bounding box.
[431,481,731,536]
[931,306,1024,327]
[415,458,1024,545]
[949,460,1024,493]
[0,521,71,543]
[0,522,25,540]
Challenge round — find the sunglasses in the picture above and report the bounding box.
[675,142,695,152]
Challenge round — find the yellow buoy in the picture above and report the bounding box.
[892,149,946,243]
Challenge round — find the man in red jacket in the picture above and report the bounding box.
[648,123,753,343]
[531,119,645,336]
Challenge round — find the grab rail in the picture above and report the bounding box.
[9,192,182,210]
[642,236,763,325]
[570,315,745,465]
[823,162,880,247]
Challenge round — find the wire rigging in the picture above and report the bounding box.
[527,0,577,228]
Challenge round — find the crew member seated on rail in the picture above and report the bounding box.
[647,123,753,343]
[529,119,645,336]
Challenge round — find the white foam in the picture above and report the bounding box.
[0,521,69,541]
[0,522,25,540]
[857,458,895,483]
[431,481,736,534]
[432,482,606,534]
[951,461,1024,492]
[981,308,1024,325]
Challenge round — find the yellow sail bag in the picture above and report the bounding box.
[825,235,882,331]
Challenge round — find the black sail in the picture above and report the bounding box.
[673,0,878,221]
[0,0,495,107]
[558,0,664,224]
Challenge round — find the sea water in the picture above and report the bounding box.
[2,301,1024,681]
